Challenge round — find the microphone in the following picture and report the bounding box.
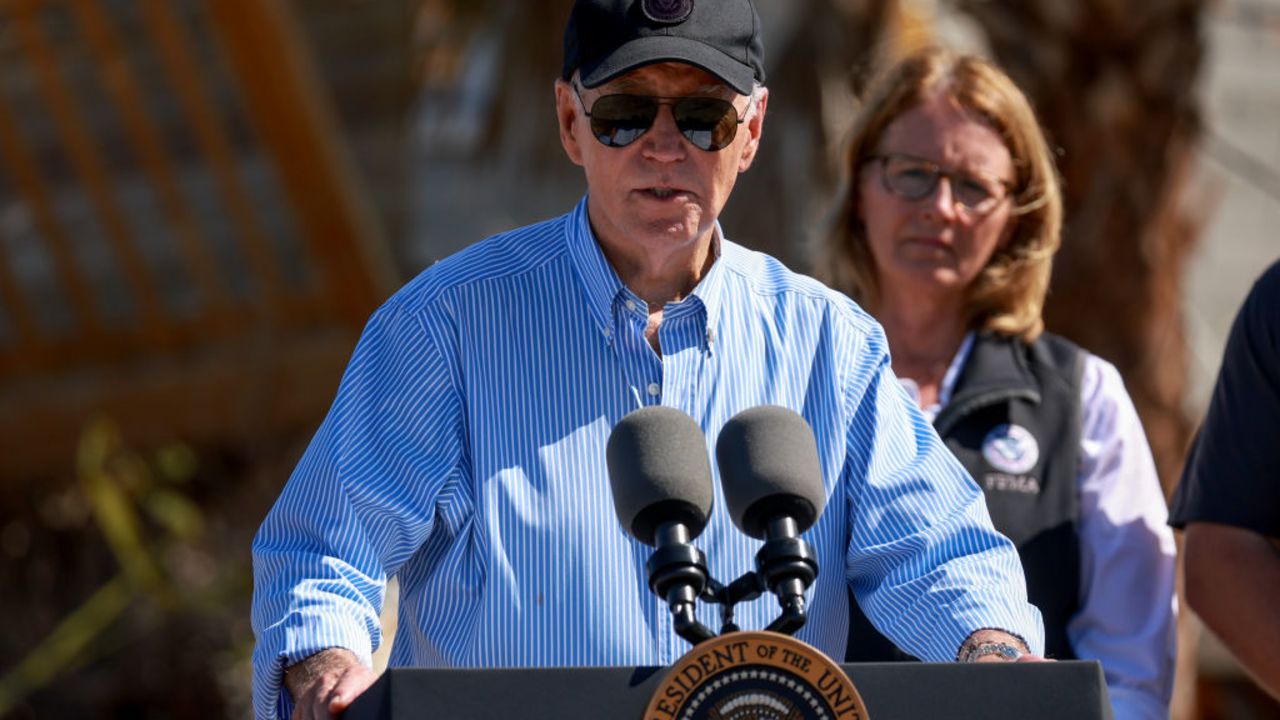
[716,405,826,634]
[606,406,716,645]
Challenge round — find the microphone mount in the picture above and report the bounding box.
[651,518,819,644]
[679,515,819,641]
[755,515,819,635]
[648,521,716,646]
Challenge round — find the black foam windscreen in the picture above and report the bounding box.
[715,405,826,539]
[606,406,714,546]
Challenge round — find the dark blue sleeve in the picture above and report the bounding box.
[1170,260,1280,536]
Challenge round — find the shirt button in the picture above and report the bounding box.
[646,383,660,397]
[625,299,638,312]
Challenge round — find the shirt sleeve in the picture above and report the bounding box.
[1072,355,1177,720]
[1170,261,1280,535]
[842,329,1045,660]
[250,301,467,720]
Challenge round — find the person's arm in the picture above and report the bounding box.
[251,301,466,720]
[1185,523,1280,700]
[1071,357,1176,720]
[1170,262,1280,701]
[842,329,1045,661]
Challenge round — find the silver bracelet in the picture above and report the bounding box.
[958,641,1024,663]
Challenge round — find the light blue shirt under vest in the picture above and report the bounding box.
[251,196,1044,719]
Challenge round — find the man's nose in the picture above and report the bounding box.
[641,104,687,161]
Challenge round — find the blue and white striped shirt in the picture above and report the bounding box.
[251,196,1043,719]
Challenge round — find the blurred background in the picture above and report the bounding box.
[0,0,1276,717]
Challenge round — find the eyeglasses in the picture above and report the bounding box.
[572,83,748,152]
[867,153,1015,215]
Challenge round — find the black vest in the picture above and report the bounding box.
[845,332,1084,661]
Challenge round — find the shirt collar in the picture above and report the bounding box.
[565,196,625,338]
[687,230,727,337]
[938,331,976,408]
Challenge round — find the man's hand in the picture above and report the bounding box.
[957,628,1048,663]
[284,648,377,720]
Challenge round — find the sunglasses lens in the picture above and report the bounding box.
[586,94,741,151]
[673,97,739,151]
[588,95,658,147]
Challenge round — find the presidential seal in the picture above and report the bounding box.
[645,631,868,720]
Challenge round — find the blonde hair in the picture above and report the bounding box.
[817,47,1062,342]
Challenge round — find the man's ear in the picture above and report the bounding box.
[737,88,768,173]
[555,79,585,167]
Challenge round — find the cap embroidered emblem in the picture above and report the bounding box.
[981,423,1040,475]
[641,0,694,24]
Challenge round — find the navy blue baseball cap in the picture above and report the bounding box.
[562,0,766,95]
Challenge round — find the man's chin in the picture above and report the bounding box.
[636,221,705,246]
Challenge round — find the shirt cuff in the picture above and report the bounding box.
[252,618,375,720]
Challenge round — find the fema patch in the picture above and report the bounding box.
[642,0,694,24]
[981,424,1040,475]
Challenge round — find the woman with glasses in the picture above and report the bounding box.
[816,48,1176,720]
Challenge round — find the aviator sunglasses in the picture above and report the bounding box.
[573,83,749,152]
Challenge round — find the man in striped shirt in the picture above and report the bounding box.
[251,1,1045,718]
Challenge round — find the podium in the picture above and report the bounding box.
[344,661,1113,719]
